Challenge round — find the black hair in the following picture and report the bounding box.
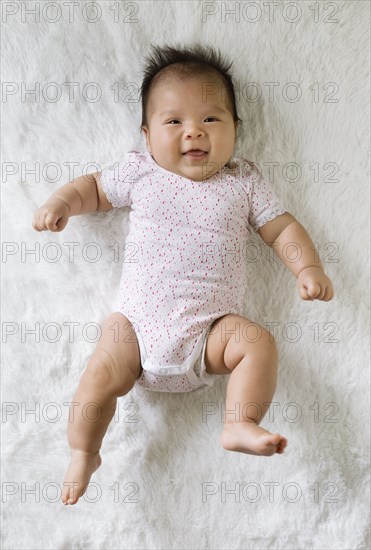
[139,43,242,131]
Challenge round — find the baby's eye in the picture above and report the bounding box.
[204,117,219,122]
[167,119,180,124]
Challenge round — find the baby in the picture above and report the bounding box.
[32,44,334,506]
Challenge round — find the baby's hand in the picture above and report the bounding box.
[32,198,70,232]
[297,267,334,301]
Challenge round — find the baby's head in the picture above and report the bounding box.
[140,43,242,181]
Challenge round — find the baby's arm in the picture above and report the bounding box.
[258,213,334,301]
[32,172,112,232]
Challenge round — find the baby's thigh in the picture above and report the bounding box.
[94,312,142,381]
[204,314,276,374]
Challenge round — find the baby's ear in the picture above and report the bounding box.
[141,126,151,151]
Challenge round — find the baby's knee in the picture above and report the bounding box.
[240,324,278,367]
[82,348,136,397]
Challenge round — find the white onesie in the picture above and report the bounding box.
[99,151,287,393]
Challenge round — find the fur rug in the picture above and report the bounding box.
[2,1,369,548]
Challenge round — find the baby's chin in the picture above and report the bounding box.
[151,153,231,181]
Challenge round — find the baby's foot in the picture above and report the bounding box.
[61,449,102,505]
[221,421,288,456]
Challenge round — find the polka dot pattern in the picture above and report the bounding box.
[100,151,286,392]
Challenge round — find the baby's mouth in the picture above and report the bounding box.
[183,149,208,159]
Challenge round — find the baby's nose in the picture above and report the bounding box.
[185,125,205,138]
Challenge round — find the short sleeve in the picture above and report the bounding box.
[98,151,141,208]
[246,161,287,232]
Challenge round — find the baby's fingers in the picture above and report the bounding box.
[32,209,63,232]
[298,285,314,301]
[298,281,335,302]
[32,216,40,231]
[321,284,335,302]
[44,212,59,231]
[303,280,321,300]
[32,211,46,231]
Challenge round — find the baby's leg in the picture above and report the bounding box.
[204,314,288,456]
[62,312,142,505]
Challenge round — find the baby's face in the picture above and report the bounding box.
[142,75,237,181]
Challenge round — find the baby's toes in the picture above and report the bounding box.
[61,484,71,505]
[258,434,279,455]
[276,437,288,454]
[261,434,285,455]
[62,481,85,505]
[271,433,283,446]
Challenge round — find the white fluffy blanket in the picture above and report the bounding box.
[2,1,370,548]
